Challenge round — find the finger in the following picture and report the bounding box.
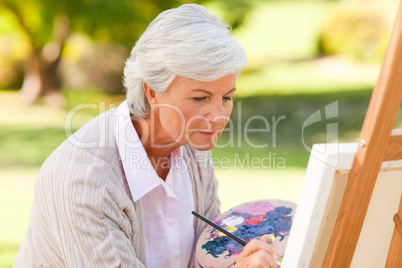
[253,249,279,268]
[271,235,288,258]
[241,239,276,257]
[259,234,273,244]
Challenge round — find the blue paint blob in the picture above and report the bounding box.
[202,236,232,258]
[202,206,293,257]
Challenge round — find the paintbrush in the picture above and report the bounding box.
[191,211,282,267]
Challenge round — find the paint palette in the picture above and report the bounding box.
[196,200,297,268]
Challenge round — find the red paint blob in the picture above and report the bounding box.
[245,216,265,225]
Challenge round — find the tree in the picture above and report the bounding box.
[0,0,252,106]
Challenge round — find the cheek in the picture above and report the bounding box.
[159,107,185,135]
[184,112,205,130]
[220,103,233,127]
[225,103,233,118]
[185,103,233,129]
[158,105,203,139]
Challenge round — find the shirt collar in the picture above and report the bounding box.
[114,100,177,201]
[170,146,185,169]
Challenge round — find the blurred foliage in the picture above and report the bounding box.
[0,0,254,94]
[233,0,334,64]
[1,0,165,48]
[60,35,129,94]
[0,0,197,94]
[205,0,254,29]
[318,1,397,63]
[0,9,27,88]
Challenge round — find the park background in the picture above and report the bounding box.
[1,0,401,266]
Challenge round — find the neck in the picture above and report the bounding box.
[131,114,181,180]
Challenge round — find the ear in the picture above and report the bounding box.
[143,82,158,106]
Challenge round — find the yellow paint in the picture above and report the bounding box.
[218,226,238,236]
[269,233,276,241]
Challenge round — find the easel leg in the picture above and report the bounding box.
[386,193,402,267]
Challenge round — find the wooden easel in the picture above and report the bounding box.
[322,1,402,266]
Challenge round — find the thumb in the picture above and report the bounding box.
[259,234,273,244]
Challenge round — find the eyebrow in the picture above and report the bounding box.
[192,88,236,95]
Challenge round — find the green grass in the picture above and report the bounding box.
[0,126,70,167]
[0,169,36,268]
[236,61,377,97]
[62,88,125,116]
[212,88,377,168]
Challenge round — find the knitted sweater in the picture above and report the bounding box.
[14,109,220,267]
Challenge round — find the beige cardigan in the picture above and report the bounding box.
[14,109,220,267]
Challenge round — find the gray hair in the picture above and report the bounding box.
[123,4,247,118]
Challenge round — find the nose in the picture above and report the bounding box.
[206,100,228,125]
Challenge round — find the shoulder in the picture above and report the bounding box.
[64,109,117,155]
[36,109,129,205]
[37,153,127,206]
[41,109,120,174]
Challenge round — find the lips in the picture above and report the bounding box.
[198,131,216,137]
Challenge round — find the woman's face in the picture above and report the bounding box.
[154,73,237,151]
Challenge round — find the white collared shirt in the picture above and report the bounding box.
[114,100,195,268]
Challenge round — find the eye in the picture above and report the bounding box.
[223,97,233,101]
[193,97,206,101]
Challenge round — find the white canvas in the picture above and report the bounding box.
[282,143,402,268]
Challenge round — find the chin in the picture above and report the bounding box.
[183,133,219,151]
[187,142,216,151]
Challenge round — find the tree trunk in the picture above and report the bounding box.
[19,49,65,108]
[40,44,65,108]
[19,50,42,104]
[18,15,69,108]
[20,55,65,108]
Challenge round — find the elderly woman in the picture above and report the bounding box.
[15,4,278,268]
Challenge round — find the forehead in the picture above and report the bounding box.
[168,74,237,94]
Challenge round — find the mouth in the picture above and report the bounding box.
[197,130,218,138]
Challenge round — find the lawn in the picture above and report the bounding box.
[0,169,37,267]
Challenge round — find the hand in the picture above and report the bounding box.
[234,235,279,268]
